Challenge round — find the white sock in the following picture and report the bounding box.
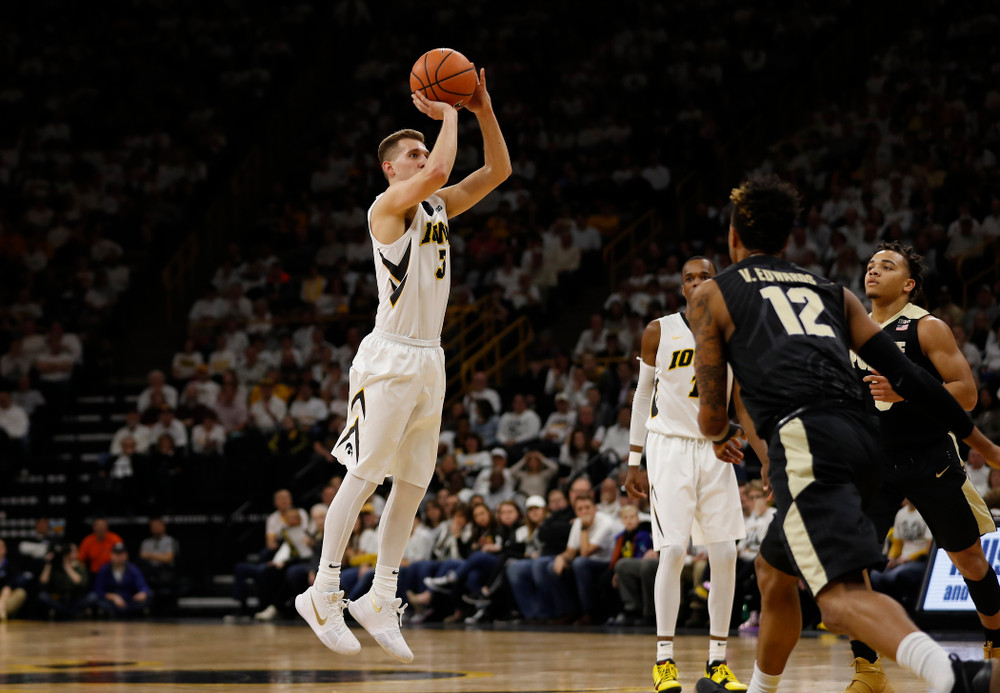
[657,640,674,662]
[895,631,954,693]
[747,661,781,693]
[373,563,399,603]
[708,638,728,665]
[316,562,341,593]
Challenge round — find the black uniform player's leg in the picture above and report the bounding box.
[903,452,1000,657]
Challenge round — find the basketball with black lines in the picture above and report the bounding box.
[409,48,477,108]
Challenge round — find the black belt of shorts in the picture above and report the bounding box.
[773,398,864,434]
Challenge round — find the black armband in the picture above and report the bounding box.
[712,421,742,444]
[857,330,974,440]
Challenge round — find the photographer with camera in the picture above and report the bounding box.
[37,541,89,619]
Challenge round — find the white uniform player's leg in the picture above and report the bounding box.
[349,353,443,664]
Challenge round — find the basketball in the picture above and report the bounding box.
[409,48,477,108]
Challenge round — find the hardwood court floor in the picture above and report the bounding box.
[0,619,983,692]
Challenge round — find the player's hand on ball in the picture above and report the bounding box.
[465,68,491,114]
[624,466,648,499]
[713,436,745,464]
[411,90,457,120]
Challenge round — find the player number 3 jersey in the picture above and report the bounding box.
[646,313,732,439]
[368,193,451,342]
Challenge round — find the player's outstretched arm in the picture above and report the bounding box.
[372,94,458,242]
[625,321,660,499]
[844,288,1000,467]
[689,280,730,441]
[437,68,512,219]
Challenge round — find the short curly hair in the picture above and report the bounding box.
[874,240,926,304]
[730,174,803,254]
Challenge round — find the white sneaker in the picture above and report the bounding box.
[254,604,278,621]
[348,590,413,663]
[295,586,361,655]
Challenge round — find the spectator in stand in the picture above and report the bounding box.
[232,490,308,613]
[189,287,225,326]
[590,406,632,482]
[455,433,491,476]
[964,285,999,335]
[611,504,656,625]
[550,488,617,624]
[472,449,517,509]
[471,399,500,448]
[172,339,204,383]
[191,411,226,457]
[110,408,151,456]
[236,344,269,388]
[138,370,179,412]
[464,371,502,425]
[254,507,314,621]
[289,381,327,432]
[207,336,238,377]
[214,383,248,435]
[510,449,559,500]
[868,501,932,611]
[92,543,152,617]
[249,378,288,434]
[139,518,180,607]
[189,364,221,408]
[149,407,189,451]
[538,393,576,455]
[37,541,89,620]
[78,518,124,576]
[496,394,541,459]
[574,314,608,358]
[34,331,75,401]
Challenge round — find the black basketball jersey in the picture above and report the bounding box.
[714,255,865,439]
[851,303,948,451]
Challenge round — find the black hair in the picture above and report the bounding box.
[874,240,925,304]
[729,174,803,254]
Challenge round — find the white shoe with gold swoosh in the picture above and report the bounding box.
[295,587,360,655]
[348,590,413,663]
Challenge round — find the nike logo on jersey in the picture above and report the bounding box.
[935,467,949,478]
[310,594,328,625]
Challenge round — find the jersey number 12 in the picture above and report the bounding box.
[760,286,835,338]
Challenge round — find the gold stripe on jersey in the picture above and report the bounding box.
[873,302,929,329]
[779,419,828,595]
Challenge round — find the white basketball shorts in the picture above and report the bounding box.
[646,432,745,548]
[332,329,445,488]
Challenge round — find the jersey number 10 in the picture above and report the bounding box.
[760,286,835,338]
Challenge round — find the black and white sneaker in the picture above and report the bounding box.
[950,654,999,693]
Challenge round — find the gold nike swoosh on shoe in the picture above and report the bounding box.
[310,594,328,625]
[371,593,383,613]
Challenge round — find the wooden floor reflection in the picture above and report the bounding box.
[0,619,982,692]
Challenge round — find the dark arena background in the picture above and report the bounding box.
[1,0,999,690]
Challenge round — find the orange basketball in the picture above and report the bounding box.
[409,48,477,108]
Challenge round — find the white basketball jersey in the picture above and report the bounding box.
[368,193,451,341]
[646,312,732,439]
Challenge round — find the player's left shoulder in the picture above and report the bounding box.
[915,311,958,348]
